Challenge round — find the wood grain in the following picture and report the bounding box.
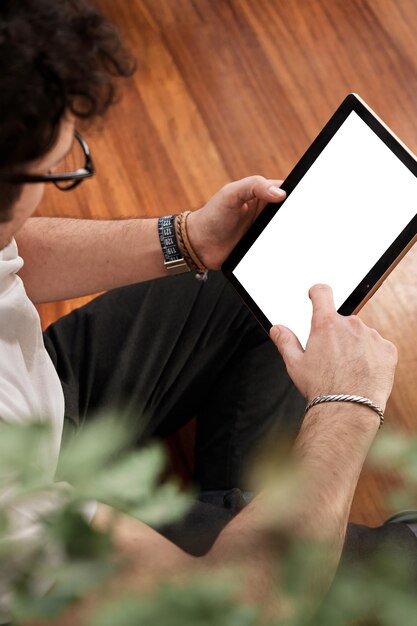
[35,0,417,527]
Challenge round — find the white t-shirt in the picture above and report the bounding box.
[0,238,65,621]
[0,238,64,464]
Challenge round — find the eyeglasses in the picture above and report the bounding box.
[1,131,95,191]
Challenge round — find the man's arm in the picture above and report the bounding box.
[206,284,396,617]
[38,284,397,625]
[131,284,395,618]
[15,177,286,303]
[16,217,170,303]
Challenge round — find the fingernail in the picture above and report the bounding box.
[269,185,286,198]
[271,326,281,341]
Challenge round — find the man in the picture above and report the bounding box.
[0,0,416,622]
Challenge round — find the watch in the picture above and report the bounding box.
[158,215,191,275]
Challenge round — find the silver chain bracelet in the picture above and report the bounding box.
[304,394,384,429]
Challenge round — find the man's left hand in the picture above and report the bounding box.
[187,175,286,270]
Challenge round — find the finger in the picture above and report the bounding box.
[308,284,337,323]
[253,176,286,201]
[224,175,286,207]
[270,324,304,368]
[266,180,286,201]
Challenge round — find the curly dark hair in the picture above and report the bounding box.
[0,0,136,221]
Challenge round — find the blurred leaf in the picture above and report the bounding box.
[276,539,332,624]
[70,444,166,503]
[0,422,55,495]
[0,511,8,535]
[12,559,114,621]
[46,507,111,559]
[56,414,133,484]
[0,416,193,622]
[386,488,417,512]
[55,417,190,524]
[90,578,259,626]
[370,429,417,473]
[312,536,417,626]
[127,481,191,526]
[5,417,417,626]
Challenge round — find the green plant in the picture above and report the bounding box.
[1,418,417,626]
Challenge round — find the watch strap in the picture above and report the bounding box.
[158,215,191,275]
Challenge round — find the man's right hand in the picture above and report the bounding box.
[270,284,398,413]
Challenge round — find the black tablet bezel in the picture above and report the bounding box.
[221,93,417,334]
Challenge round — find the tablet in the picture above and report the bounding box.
[222,93,417,349]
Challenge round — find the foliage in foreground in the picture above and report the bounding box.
[0,418,417,625]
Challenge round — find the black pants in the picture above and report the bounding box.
[43,271,417,561]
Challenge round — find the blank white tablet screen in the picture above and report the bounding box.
[233,111,417,349]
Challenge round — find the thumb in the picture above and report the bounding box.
[270,325,304,367]
[223,176,286,208]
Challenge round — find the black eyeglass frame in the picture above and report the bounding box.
[0,131,95,191]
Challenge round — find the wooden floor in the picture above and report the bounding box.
[36,0,417,527]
